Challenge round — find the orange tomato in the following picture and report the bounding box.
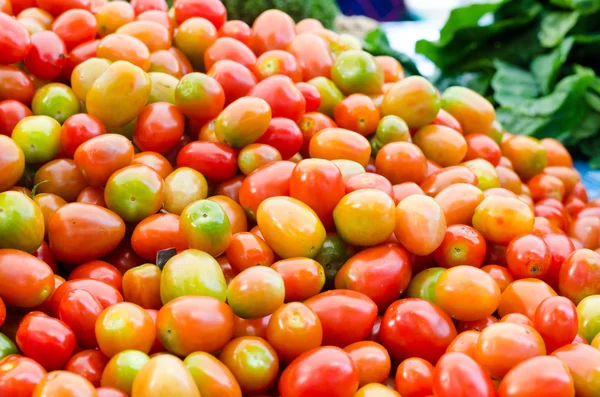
[375,141,427,184]
[498,279,557,319]
[395,195,446,256]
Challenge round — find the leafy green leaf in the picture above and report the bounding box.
[492,60,540,102]
[539,11,579,47]
[586,91,600,112]
[531,37,574,94]
[415,0,542,72]
[589,155,600,169]
[434,70,494,96]
[550,0,600,15]
[362,28,421,76]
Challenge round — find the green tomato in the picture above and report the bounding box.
[101,350,150,395]
[160,249,227,304]
[31,83,80,124]
[331,50,384,95]
[148,72,178,105]
[179,199,232,257]
[0,191,45,253]
[370,115,411,155]
[11,116,61,163]
[0,333,18,360]
[406,267,445,302]
[577,295,600,343]
[314,232,356,288]
[307,76,344,118]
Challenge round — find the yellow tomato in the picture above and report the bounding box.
[86,61,151,129]
[333,189,396,247]
[257,196,326,259]
[70,57,112,103]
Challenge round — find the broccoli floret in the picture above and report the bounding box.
[221,0,340,29]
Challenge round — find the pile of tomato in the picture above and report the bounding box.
[1,0,600,396]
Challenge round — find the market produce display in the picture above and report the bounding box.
[1,0,600,396]
[416,0,600,167]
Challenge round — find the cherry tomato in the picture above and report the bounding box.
[95,302,155,357]
[255,49,302,82]
[501,135,548,181]
[433,225,486,268]
[559,248,600,305]
[177,141,237,182]
[433,352,496,397]
[56,289,102,349]
[100,350,150,395]
[344,341,391,387]
[0,249,54,308]
[224,232,273,273]
[552,344,600,397]
[208,60,257,105]
[395,357,434,397]
[0,13,32,65]
[227,266,285,319]
[25,31,67,80]
[481,264,514,292]
[506,234,552,279]
[288,33,333,81]
[305,290,377,348]
[271,258,326,302]
[278,346,359,397]
[218,19,252,45]
[204,37,257,73]
[0,66,35,105]
[184,351,242,397]
[219,336,279,394]
[473,196,535,245]
[33,160,87,204]
[531,296,578,354]
[380,298,457,363]
[74,133,134,187]
[16,312,75,371]
[0,355,47,397]
[131,354,200,397]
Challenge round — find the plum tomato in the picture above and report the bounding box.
[25,31,67,81]
[0,355,48,396]
[346,173,393,196]
[395,357,434,397]
[552,344,600,397]
[174,0,226,29]
[256,49,302,82]
[159,249,227,304]
[498,278,557,320]
[266,302,322,363]
[305,290,377,348]
[296,82,322,113]
[180,199,231,257]
[163,167,209,215]
[382,76,440,129]
[533,296,578,352]
[71,57,112,103]
[225,232,274,273]
[16,312,76,371]
[559,249,600,305]
[227,266,285,319]
[446,330,480,358]
[421,165,478,196]
[60,114,106,159]
[0,191,44,254]
[433,352,496,397]
[464,133,502,167]
[288,33,333,82]
[395,195,446,256]
[218,19,252,45]
[51,9,97,50]
[441,86,495,136]
[208,195,248,234]
[86,61,151,128]
[96,33,151,71]
[33,159,88,203]
[95,1,135,36]
[218,336,279,394]
[461,159,500,191]
[370,115,411,156]
[406,268,444,302]
[506,234,552,279]
[156,295,234,356]
[498,355,575,397]
[95,302,155,357]
[335,243,412,311]
[413,125,467,167]
[334,189,396,247]
[208,60,257,105]
[434,266,501,321]
[132,152,173,180]
[472,196,535,245]
[215,97,272,148]
[204,37,257,74]
[58,289,103,349]
[131,213,187,262]
[331,50,383,95]
[133,103,184,155]
[0,13,32,65]
[12,115,61,164]
[238,144,281,175]
[173,16,217,70]
[251,9,295,55]
[131,354,200,397]
[175,72,224,121]
[122,264,162,310]
[271,258,325,302]
[279,346,359,397]
[433,225,486,268]
[481,265,514,292]
[307,76,344,118]
[77,186,106,206]
[0,249,54,308]
[64,349,109,388]
[176,141,238,182]
[0,100,32,137]
[184,351,242,397]
[380,298,457,364]
[334,94,380,137]
[376,141,427,184]
[501,136,548,181]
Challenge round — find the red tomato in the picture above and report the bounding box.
[498,355,575,397]
[239,160,295,219]
[204,37,257,73]
[251,9,296,55]
[533,296,578,353]
[256,117,303,160]
[218,19,251,46]
[0,100,32,136]
[58,289,103,349]
[51,9,97,50]
[298,112,337,156]
[344,341,391,387]
[289,159,345,229]
[255,49,302,82]
[430,109,462,133]
[133,103,185,154]
[60,114,106,159]
[506,234,552,279]
[50,278,123,317]
[131,213,187,262]
[174,0,226,29]
[16,312,76,371]
[296,82,321,112]
[278,346,359,397]
[0,249,55,308]
[37,0,91,16]
[68,260,123,292]
[345,173,393,196]
[0,13,31,65]
[249,75,306,123]
[335,243,412,311]
[102,238,146,274]
[433,225,486,268]
[63,39,99,79]
[464,134,502,166]
[225,232,274,273]
[208,59,257,105]
[433,352,496,397]
[176,141,238,182]
[130,0,167,15]
[0,355,47,397]
[457,316,498,333]
[64,349,109,388]
[542,233,575,290]
[304,290,377,348]
[271,258,325,302]
[0,66,35,105]
[552,343,600,396]
[24,31,67,80]
[395,358,434,397]
[287,33,333,81]
[558,248,600,305]
[380,298,457,364]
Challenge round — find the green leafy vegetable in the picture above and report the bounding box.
[539,11,579,47]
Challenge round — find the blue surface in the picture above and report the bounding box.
[575,161,600,200]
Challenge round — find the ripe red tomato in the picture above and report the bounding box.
[51,9,97,50]
[344,341,391,387]
[433,352,496,397]
[60,114,106,159]
[204,37,257,73]
[279,346,359,397]
[68,260,123,292]
[296,82,322,112]
[174,0,226,28]
[251,9,296,55]
[64,349,109,388]
[271,258,325,302]
[249,75,306,123]
[218,19,252,45]
[255,49,302,82]
[433,225,486,268]
[0,355,47,397]
[58,289,103,349]
[239,160,295,219]
[0,249,55,308]
[304,290,377,347]
[506,234,552,279]
[533,296,578,353]
[0,13,31,65]
[335,244,412,311]
[395,357,434,397]
[74,134,134,187]
[130,0,167,15]
[542,233,576,290]
[380,298,457,363]
[208,60,257,105]
[133,103,185,154]
[256,117,303,160]
[176,141,238,182]
[0,66,35,105]
[50,278,123,317]
[0,100,32,136]
[558,248,600,305]
[25,31,67,80]
[16,312,76,371]
[498,355,575,397]
[131,213,187,262]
